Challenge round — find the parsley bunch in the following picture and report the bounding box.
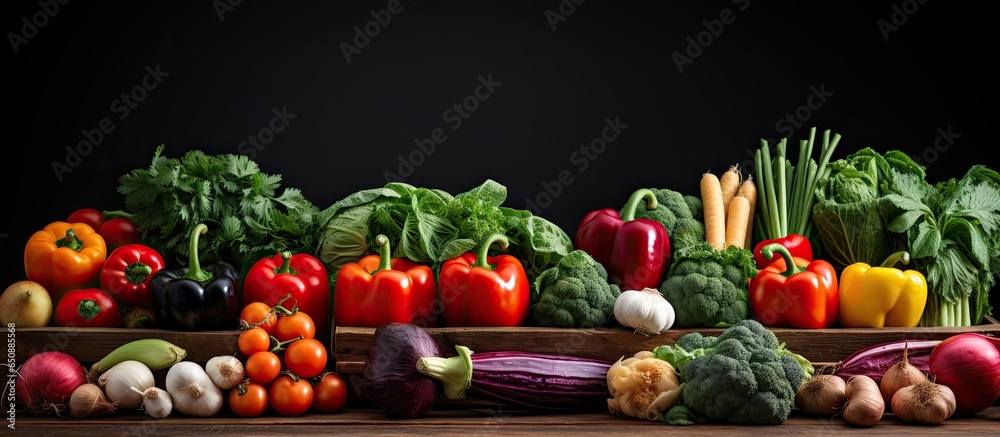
[117,145,320,275]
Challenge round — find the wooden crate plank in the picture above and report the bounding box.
[14,327,241,364]
[333,320,1000,373]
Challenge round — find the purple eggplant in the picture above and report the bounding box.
[363,322,443,418]
[415,345,613,411]
[363,323,614,418]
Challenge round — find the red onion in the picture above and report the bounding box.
[927,333,1000,414]
[16,351,87,415]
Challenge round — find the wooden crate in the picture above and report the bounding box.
[12,316,1000,407]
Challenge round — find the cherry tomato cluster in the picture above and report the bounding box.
[230,297,347,417]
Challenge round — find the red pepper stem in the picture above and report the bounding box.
[55,228,84,252]
[373,234,392,273]
[78,299,100,320]
[762,243,804,278]
[102,210,135,221]
[125,262,153,284]
[620,188,658,222]
[182,224,213,282]
[473,234,509,269]
[880,251,910,268]
[273,251,297,275]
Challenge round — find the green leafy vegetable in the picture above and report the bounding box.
[315,179,574,286]
[117,145,321,276]
[811,147,923,271]
[885,165,1000,326]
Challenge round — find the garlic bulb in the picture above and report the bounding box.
[614,288,675,335]
[166,361,223,417]
[130,386,173,419]
[205,355,245,390]
[98,360,155,410]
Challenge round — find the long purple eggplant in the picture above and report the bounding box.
[416,345,612,411]
[832,339,940,382]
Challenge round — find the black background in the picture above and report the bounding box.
[3,1,998,313]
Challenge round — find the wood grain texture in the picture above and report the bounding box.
[13,406,1000,436]
[13,327,241,364]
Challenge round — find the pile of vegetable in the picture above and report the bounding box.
[813,147,1000,326]
[316,179,573,287]
[799,332,1000,426]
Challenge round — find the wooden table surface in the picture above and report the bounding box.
[13,405,1000,436]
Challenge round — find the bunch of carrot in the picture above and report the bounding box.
[701,164,756,250]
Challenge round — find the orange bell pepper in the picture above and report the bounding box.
[24,221,107,302]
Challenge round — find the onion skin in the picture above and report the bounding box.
[928,333,1000,414]
[16,351,87,414]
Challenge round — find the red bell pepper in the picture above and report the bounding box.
[334,234,437,327]
[243,251,331,336]
[752,233,812,269]
[574,188,670,291]
[440,234,530,327]
[748,243,839,329]
[100,243,166,306]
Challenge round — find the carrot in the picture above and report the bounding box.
[719,164,741,220]
[739,175,757,249]
[701,171,726,249]
[726,194,751,249]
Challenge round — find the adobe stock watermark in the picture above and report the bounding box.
[878,0,928,41]
[50,64,170,182]
[739,83,834,176]
[910,125,959,169]
[544,0,586,32]
[213,0,244,22]
[7,0,70,54]
[672,0,751,73]
[383,74,502,183]
[524,116,628,214]
[6,323,15,430]
[340,0,411,64]
[236,106,297,159]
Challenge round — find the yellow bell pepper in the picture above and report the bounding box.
[838,251,927,328]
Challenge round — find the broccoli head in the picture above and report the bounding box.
[531,250,621,328]
[659,242,756,328]
[652,319,813,425]
[622,188,706,253]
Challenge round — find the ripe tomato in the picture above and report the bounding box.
[98,217,142,253]
[241,301,277,334]
[245,351,282,383]
[238,327,272,357]
[284,338,327,379]
[54,288,121,327]
[312,372,347,413]
[67,208,104,229]
[229,381,268,417]
[269,374,313,416]
[274,312,315,342]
